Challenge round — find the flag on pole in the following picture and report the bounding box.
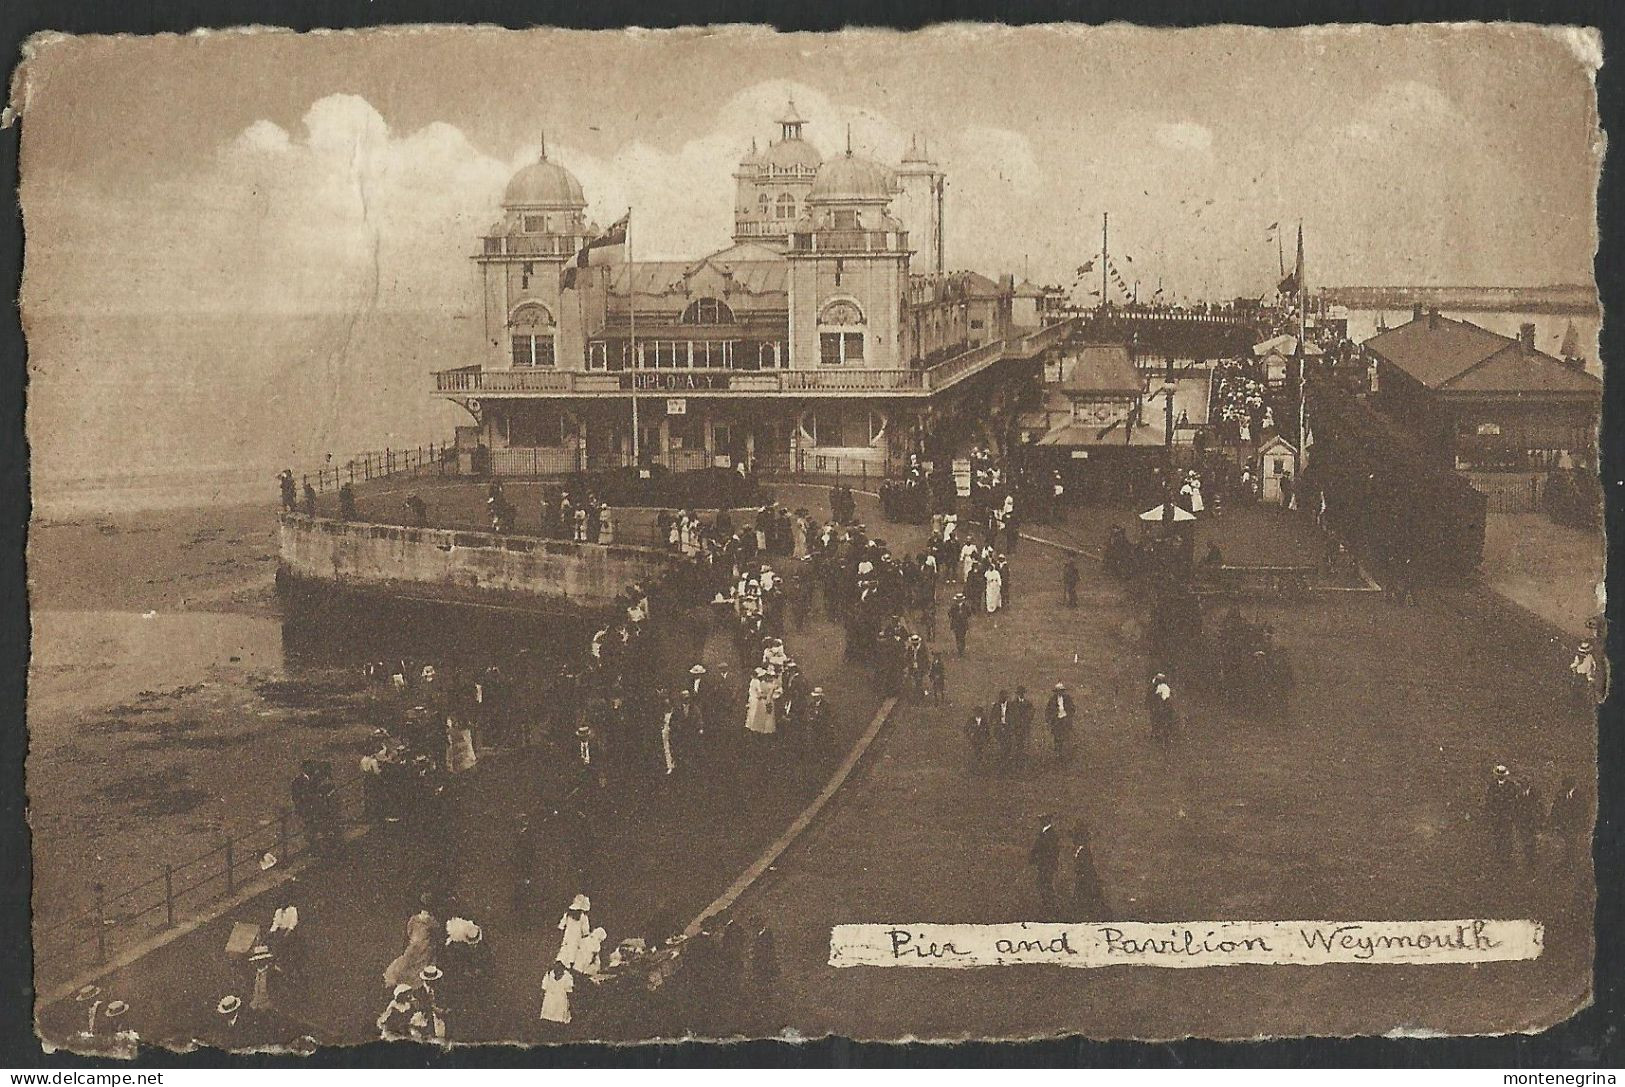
[1265,220,1279,234]
[1077,259,1096,275]
[561,211,630,288]
[1294,221,1305,298]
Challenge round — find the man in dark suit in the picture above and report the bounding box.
[948,593,973,657]
[1010,686,1035,769]
[1045,682,1075,762]
[992,690,1014,766]
[1070,821,1108,920]
[1027,815,1061,908]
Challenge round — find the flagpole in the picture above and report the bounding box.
[1101,212,1109,311]
[1295,221,1306,486]
[628,208,639,469]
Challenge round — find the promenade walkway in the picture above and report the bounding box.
[39,488,929,1051]
[716,516,1595,1040]
[41,487,1594,1046]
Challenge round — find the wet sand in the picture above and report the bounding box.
[29,500,281,617]
[26,500,374,943]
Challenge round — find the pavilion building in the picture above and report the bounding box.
[435,105,1069,477]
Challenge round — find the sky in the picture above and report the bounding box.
[14,23,1604,317]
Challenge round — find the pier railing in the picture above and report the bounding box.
[35,764,374,990]
[295,442,459,497]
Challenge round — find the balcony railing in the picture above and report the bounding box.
[781,368,925,392]
[436,368,575,393]
[923,342,1004,391]
[431,316,1084,399]
[732,220,792,238]
[477,235,587,258]
[790,230,905,253]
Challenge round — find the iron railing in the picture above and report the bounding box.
[35,767,372,987]
[294,443,458,497]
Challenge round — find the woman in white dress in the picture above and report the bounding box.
[383,899,438,989]
[445,716,476,775]
[745,668,778,735]
[984,565,1003,614]
[578,927,609,976]
[539,961,574,1025]
[555,895,592,971]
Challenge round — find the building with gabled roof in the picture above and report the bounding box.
[1363,309,1601,472]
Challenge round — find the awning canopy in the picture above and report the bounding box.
[1252,333,1324,358]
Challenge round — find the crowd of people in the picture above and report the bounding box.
[1483,763,1589,871]
[327,488,918,1039]
[141,415,1570,1047]
[1208,357,1274,447]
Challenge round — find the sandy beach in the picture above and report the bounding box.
[29,500,282,617]
[26,499,384,946]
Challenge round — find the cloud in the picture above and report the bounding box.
[26,83,1059,317]
[1155,121,1213,154]
[232,119,291,155]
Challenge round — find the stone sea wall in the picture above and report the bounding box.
[276,513,678,614]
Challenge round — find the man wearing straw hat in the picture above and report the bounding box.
[1045,682,1076,763]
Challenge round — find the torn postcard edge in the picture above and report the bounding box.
[830,920,1544,968]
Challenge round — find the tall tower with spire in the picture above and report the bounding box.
[893,133,945,274]
[732,99,822,250]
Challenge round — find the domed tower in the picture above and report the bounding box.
[786,141,910,370]
[894,134,945,274]
[732,100,822,250]
[477,138,590,369]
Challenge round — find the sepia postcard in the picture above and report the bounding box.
[11,22,1605,1051]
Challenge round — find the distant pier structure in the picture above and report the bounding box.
[1318,284,1598,315]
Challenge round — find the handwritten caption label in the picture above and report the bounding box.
[829,920,1544,968]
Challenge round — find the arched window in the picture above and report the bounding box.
[509,303,555,368]
[775,193,796,220]
[818,299,865,366]
[758,193,771,213]
[681,297,735,325]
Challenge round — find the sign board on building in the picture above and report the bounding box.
[1071,450,1091,459]
[619,372,730,392]
[667,398,687,415]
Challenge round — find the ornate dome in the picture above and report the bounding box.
[503,146,586,208]
[808,151,895,203]
[762,137,822,171]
